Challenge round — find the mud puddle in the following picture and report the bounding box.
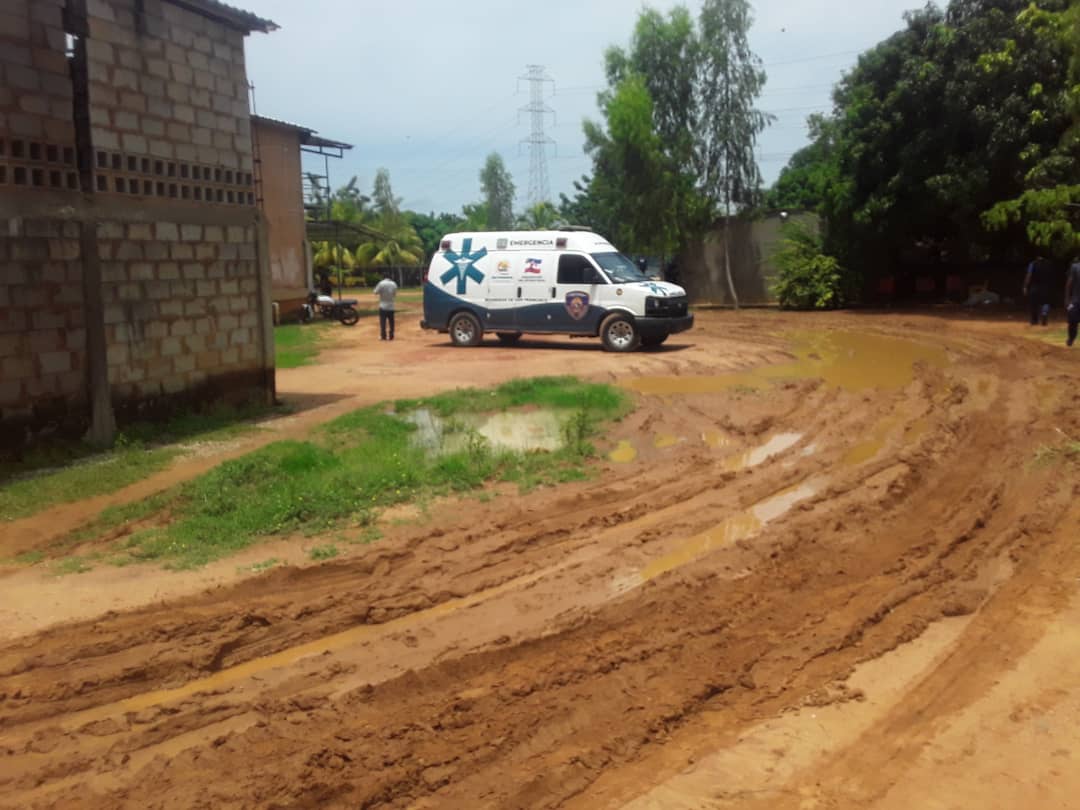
[626,330,948,396]
[615,478,822,591]
[404,408,564,454]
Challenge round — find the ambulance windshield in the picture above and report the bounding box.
[591,252,649,284]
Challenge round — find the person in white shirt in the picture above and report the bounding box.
[373,272,398,340]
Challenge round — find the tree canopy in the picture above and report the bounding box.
[479,153,516,230]
[766,0,1077,284]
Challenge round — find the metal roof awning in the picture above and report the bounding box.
[164,0,278,34]
[252,115,353,158]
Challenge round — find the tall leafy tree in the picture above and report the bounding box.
[372,168,401,218]
[983,2,1080,253]
[696,0,772,308]
[516,201,561,229]
[479,153,516,230]
[583,2,770,301]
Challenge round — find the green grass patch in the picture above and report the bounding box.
[0,403,278,523]
[309,544,340,561]
[275,321,333,368]
[239,557,281,574]
[52,556,93,576]
[107,376,631,569]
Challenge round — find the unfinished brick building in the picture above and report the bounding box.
[0,0,277,448]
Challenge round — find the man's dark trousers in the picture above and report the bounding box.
[379,309,395,340]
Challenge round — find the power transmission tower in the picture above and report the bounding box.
[518,65,556,207]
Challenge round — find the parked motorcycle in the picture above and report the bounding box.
[301,290,360,326]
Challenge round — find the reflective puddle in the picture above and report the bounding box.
[404,408,564,454]
[654,434,681,449]
[702,430,731,449]
[617,479,822,590]
[610,440,638,464]
[626,331,948,396]
[724,432,803,471]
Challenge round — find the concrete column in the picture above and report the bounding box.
[79,221,116,445]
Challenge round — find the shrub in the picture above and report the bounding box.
[772,222,846,310]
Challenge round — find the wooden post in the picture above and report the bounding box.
[79,221,116,446]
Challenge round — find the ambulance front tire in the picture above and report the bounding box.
[449,311,483,347]
[600,313,641,352]
[496,331,522,345]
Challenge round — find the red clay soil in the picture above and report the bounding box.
[1,310,1078,809]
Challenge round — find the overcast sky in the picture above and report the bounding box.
[243,0,921,215]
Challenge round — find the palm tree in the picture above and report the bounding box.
[515,201,562,230]
[312,241,356,290]
[354,217,425,267]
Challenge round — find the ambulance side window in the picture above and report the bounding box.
[558,254,605,285]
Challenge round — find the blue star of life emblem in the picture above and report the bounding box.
[644,282,668,296]
[440,238,487,294]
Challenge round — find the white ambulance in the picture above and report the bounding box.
[420,230,693,352]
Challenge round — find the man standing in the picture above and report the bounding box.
[373,272,398,341]
[1067,257,1080,348]
[1023,255,1051,326]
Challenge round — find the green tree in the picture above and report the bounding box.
[461,201,491,231]
[762,114,839,212]
[479,153,516,230]
[406,210,466,260]
[354,221,425,267]
[583,74,684,257]
[372,168,401,217]
[983,2,1080,253]
[697,0,773,308]
[583,2,770,297]
[775,0,1076,287]
[516,201,561,229]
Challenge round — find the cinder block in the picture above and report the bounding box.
[173,103,195,124]
[159,299,183,317]
[166,122,190,141]
[119,91,148,112]
[160,337,181,357]
[40,350,73,375]
[93,128,120,150]
[107,343,129,367]
[139,76,165,98]
[171,320,193,337]
[174,354,195,374]
[217,314,238,331]
[5,64,40,92]
[147,58,169,79]
[226,225,246,244]
[49,240,80,261]
[180,224,203,242]
[184,333,206,352]
[145,321,168,339]
[127,223,153,241]
[148,139,173,158]
[196,279,217,297]
[184,298,207,317]
[146,280,172,300]
[121,133,148,154]
[3,355,35,380]
[111,67,138,91]
[220,347,239,365]
[8,113,44,137]
[66,328,87,351]
[196,350,219,369]
[115,242,143,260]
[181,261,204,279]
[130,262,154,280]
[31,309,66,330]
[166,81,190,104]
[148,96,173,119]
[142,118,165,137]
[158,262,180,280]
[219,280,239,296]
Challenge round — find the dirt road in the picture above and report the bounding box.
[1,310,1078,809]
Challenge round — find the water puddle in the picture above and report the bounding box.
[654,434,682,450]
[610,440,638,464]
[404,408,564,454]
[617,479,822,590]
[626,331,948,396]
[723,432,803,471]
[702,430,731,449]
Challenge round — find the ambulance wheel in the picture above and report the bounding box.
[601,313,640,352]
[496,331,522,345]
[641,334,668,348]
[449,311,483,347]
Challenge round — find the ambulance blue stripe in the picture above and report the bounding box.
[423,283,605,334]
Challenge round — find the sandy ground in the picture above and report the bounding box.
[1,308,1079,809]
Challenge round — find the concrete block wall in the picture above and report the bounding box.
[85,0,255,204]
[99,219,261,408]
[0,0,80,193]
[0,219,87,426]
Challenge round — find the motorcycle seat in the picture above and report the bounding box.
[337,298,358,306]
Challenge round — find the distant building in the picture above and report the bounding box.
[0,0,277,448]
[250,115,351,320]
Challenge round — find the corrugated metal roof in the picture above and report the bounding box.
[252,115,353,150]
[164,0,278,33]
